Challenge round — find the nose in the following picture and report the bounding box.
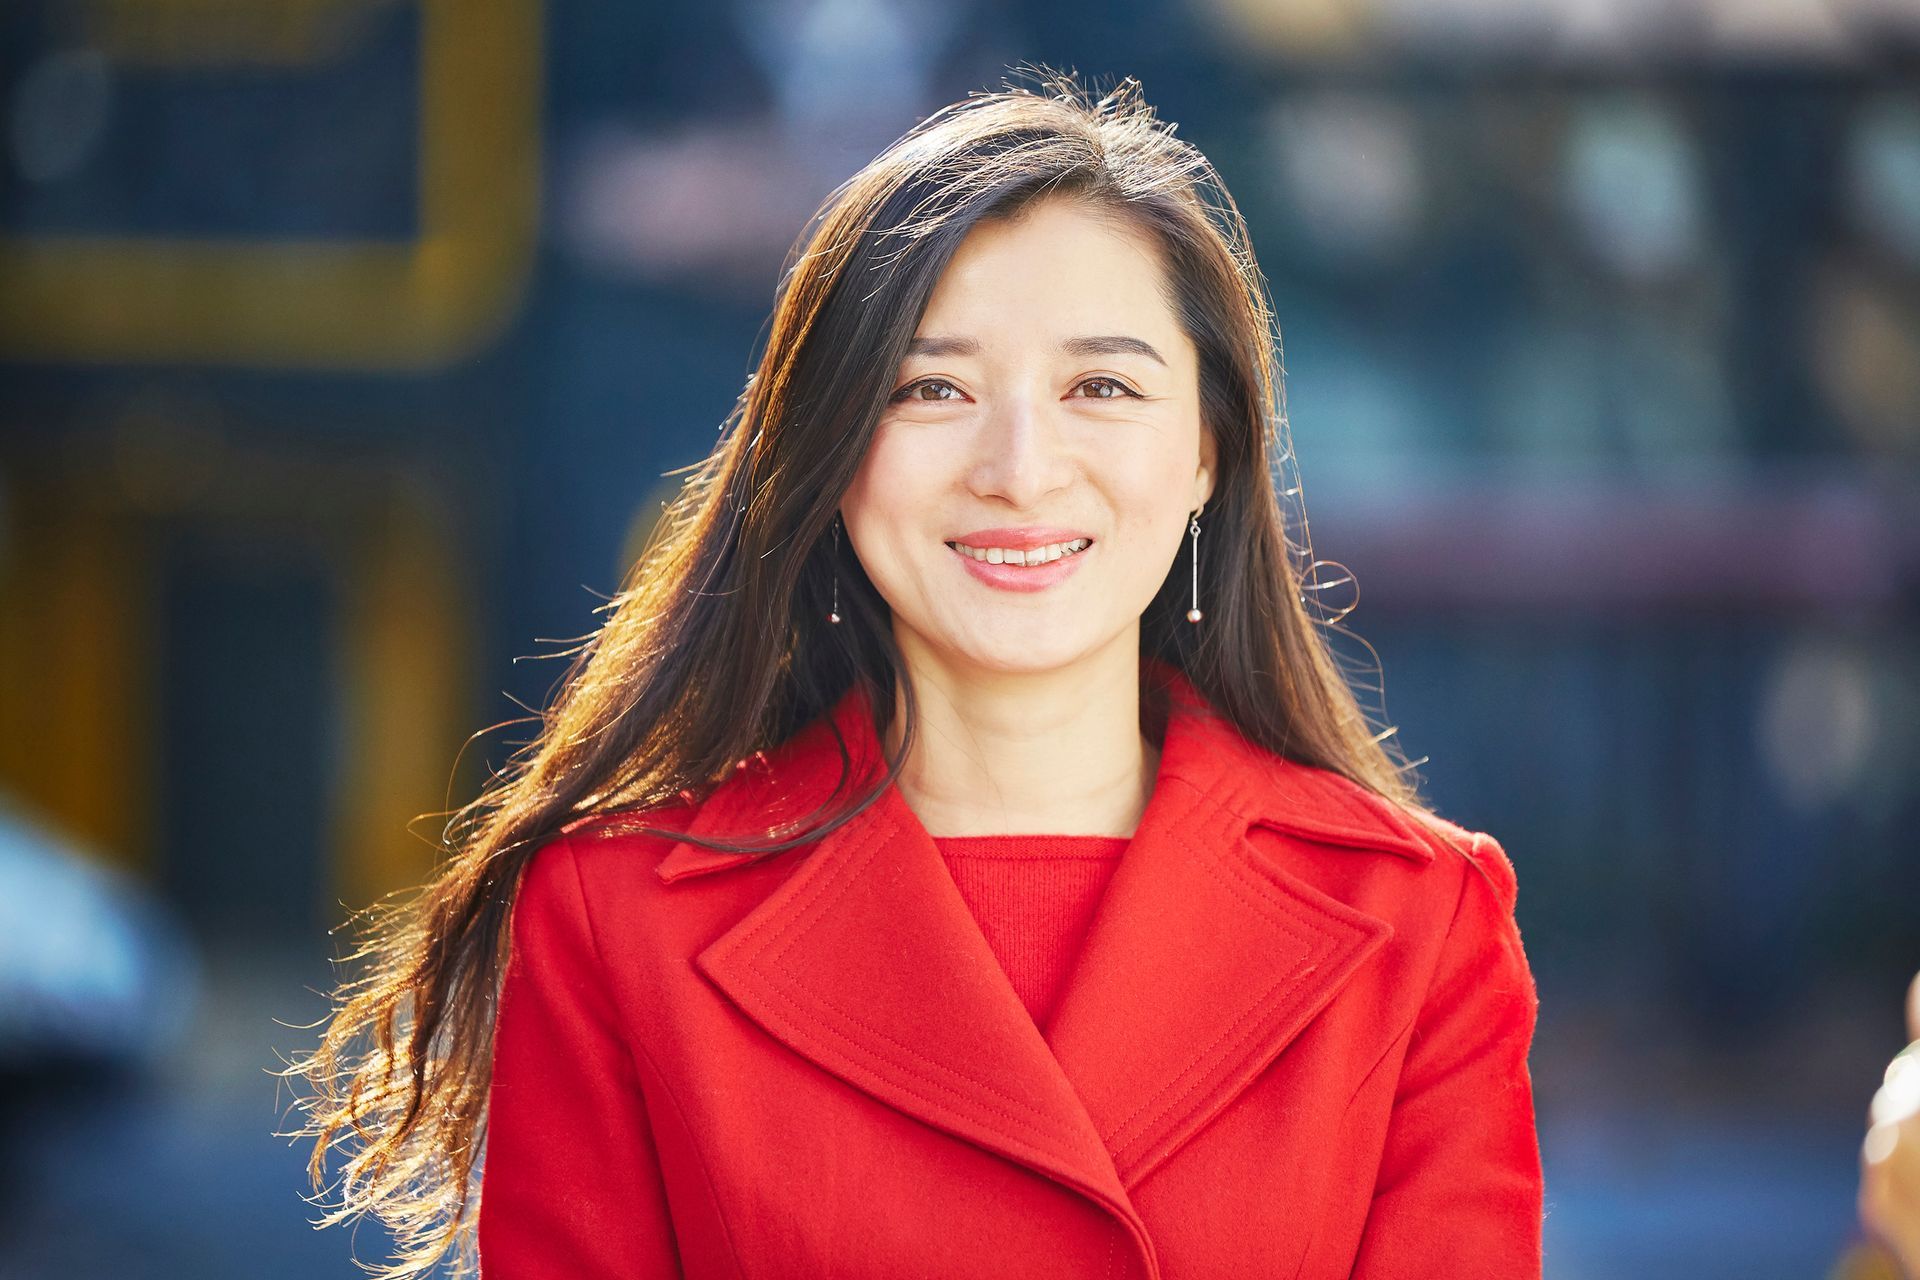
[964,388,1075,510]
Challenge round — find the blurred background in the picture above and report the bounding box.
[1,1,1917,1276]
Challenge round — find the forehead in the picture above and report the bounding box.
[915,197,1182,345]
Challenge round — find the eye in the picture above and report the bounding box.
[888,375,1143,403]
[890,378,965,403]
[1073,376,1143,400]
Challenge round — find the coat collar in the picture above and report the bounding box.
[655,659,1430,1277]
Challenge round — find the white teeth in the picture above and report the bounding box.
[948,538,1092,565]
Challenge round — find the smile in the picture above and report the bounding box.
[945,538,1092,566]
[943,538,1095,594]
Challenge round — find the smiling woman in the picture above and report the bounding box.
[845,198,1211,694]
[286,66,1544,1280]
[841,195,1219,835]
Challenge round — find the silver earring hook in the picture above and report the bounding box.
[828,515,843,624]
[1186,502,1204,624]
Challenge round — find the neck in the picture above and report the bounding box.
[882,628,1159,838]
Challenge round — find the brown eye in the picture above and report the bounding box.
[1075,376,1139,400]
[891,378,963,402]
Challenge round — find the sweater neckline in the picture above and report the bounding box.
[931,833,1131,860]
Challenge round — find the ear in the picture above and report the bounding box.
[1194,429,1217,511]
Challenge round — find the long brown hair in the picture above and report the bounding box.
[282,65,1439,1278]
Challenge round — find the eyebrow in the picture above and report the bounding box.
[904,334,1167,367]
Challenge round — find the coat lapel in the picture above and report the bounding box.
[657,661,1434,1253]
[664,680,1149,1252]
[1042,667,1431,1187]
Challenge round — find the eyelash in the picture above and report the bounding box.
[888,376,1142,403]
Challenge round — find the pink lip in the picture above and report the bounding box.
[948,526,1093,552]
[945,531,1094,595]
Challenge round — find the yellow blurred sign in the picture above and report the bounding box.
[0,0,541,369]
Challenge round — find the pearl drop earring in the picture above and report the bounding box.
[1186,501,1205,624]
[828,517,842,625]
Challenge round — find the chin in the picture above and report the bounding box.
[950,636,1096,677]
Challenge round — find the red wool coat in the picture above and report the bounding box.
[477,665,1544,1278]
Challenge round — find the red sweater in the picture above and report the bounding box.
[932,834,1130,1034]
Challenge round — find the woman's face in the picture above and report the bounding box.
[840,195,1216,682]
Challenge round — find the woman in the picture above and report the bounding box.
[290,70,1544,1278]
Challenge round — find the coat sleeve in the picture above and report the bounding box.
[478,833,684,1278]
[1349,831,1544,1278]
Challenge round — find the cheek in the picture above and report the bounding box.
[1107,455,1194,533]
[843,428,905,525]
[846,423,961,520]
[841,427,942,583]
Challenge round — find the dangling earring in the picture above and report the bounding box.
[1185,501,1205,624]
[828,516,842,625]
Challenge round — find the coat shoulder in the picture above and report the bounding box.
[1275,758,1520,919]
[1241,754,1450,870]
[546,798,704,883]
[1397,806,1521,918]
